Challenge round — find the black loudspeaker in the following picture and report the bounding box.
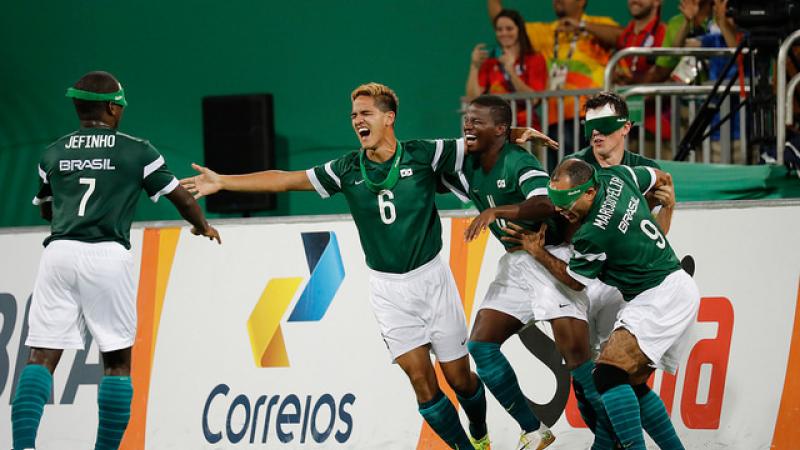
[202,94,276,214]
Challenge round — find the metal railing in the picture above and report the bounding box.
[777,29,800,165]
[786,72,800,128]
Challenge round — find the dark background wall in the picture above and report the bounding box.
[0,0,679,227]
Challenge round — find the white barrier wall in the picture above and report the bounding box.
[1,202,799,449]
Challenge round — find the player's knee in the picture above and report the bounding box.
[101,348,131,376]
[467,340,499,364]
[593,363,630,394]
[559,340,591,370]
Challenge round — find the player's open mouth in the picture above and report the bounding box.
[464,134,478,144]
[358,127,370,138]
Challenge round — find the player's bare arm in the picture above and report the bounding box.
[166,186,221,244]
[180,163,313,198]
[510,127,560,150]
[465,195,555,242]
[502,222,585,291]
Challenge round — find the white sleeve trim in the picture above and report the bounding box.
[455,138,465,172]
[518,169,548,185]
[149,177,178,202]
[573,249,607,262]
[305,168,330,199]
[622,165,639,189]
[643,167,657,195]
[38,165,49,184]
[567,266,596,286]
[457,170,471,194]
[440,175,470,203]
[526,187,548,199]
[32,196,53,205]
[324,161,341,189]
[431,139,444,171]
[143,155,165,179]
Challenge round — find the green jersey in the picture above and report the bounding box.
[569,146,661,170]
[308,139,464,274]
[441,143,564,248]
[568,165,681,301]
[34,128,178,249]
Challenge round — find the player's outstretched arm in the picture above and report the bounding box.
[180,163,314,199]
[487,0,503,21]
[166,185,221,244]
[511,127,559,150]
[502,223,585,291]
[465,195,555,242]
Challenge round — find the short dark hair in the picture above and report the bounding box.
[585,91,629,117]
[470,94,512,128]
[469,95,513,139]
[71,71,123,120]
[552,159,595,187]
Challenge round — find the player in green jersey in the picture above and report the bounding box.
[567,92,686,450]
[441,95,589,450]
[516,159,699,450]
[11,71,220,450]
[182,83,489,449]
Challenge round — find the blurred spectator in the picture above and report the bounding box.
[645,0,714,83]
[466,9,547,129]
[615,0,667,84]
[488,0,621,154]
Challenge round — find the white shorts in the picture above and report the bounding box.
[615,269,700,373]
[27,240,137,353]
[368,255,468,363]
[481,248,587,324]
[586,281,625,356]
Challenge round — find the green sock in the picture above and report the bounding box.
[638,388,684,450]
[94,376,133,450]
[601,384,647,450]
[468,341,541,433]
[570,360,617,450]
[419,391,473,450]
[456,379,488,439]
[12,364,52,450]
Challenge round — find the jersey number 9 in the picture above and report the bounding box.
[640,219,666,249]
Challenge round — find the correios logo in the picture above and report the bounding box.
[247,231,345,367]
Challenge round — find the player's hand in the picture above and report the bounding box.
[465,208,497,242]
[511,127,559,149]
[191,224,222,244]
[181,163,223,199]
[471,43,489,68]
[652,173,675,209]
[501,222,547,258]
[679,0,700,22]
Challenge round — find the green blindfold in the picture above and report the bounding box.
[547,172,597,209]
[584,115,628,139]
[66,87,127,107]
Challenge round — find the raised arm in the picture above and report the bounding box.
[181,163,314,198]
[465,195,555,241]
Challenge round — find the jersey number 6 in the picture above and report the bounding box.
[378,190,396,225]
